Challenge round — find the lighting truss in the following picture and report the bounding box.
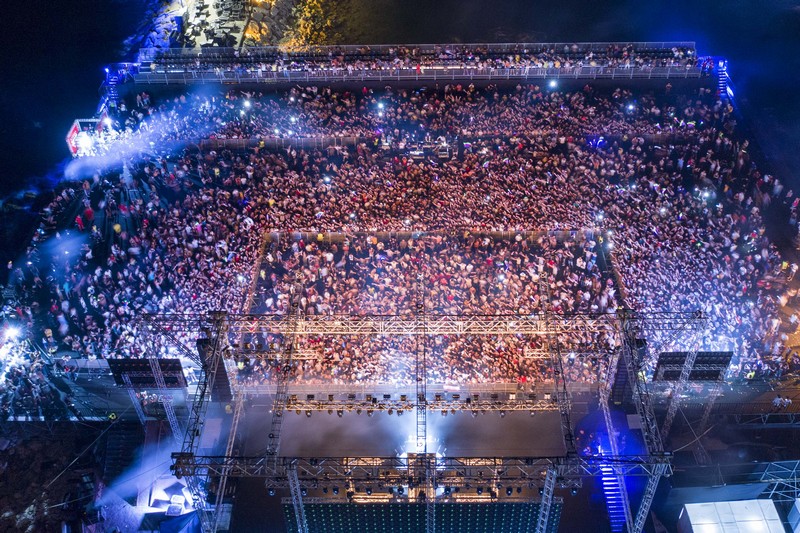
[284,395,559,413]
[172,453,672,485]
[139,311,702,338]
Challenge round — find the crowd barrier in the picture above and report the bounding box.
[132,65,703,85]
[137,41,697,63]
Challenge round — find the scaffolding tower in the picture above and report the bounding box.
[145,309,702,532]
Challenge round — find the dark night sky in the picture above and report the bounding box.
[0,0,798,198]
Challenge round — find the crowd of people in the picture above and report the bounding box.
[3,76,800,404]
[101,80,716,154]
[142,42,704,75]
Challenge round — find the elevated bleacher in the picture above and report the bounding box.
[127,41,709,86]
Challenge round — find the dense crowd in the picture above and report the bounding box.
[144,43,704,74]
[101,81,714,152]
[3,78,800,402]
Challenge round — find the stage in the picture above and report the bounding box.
[239,400,567,458]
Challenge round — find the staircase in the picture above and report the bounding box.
[717,59,730,100]
[101,74,121,113]
[601,465,627,532]
[609,354,630,406]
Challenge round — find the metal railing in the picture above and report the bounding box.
[137,41,696,63]
[132,65,703,85]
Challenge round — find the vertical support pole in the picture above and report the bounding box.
[661,318,705,438]
[535,468,557,533]
[121,373,147,426]
[149,356,182,445]
[539,277,576,454]
[288,462,308,533]
[265,275,303,465]
[415,276,434,533]
[212,390,244,532]
[632,463,668,533]
[618,309,669,533]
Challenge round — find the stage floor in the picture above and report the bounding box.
[240,403,566,458]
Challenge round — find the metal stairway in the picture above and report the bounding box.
[601,465,628,532]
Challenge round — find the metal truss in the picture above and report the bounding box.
[212,391,244,532]
[659,315,708,439]
[132,321,185,443]
[617,309,669,533]
[175,312,228,533]
[139,314,204,365]
[264,276,304,466]
[761,461,800,503]
[284,396,559,413]
[140,311,703,338]
[599,349,634,533]
[734,412,800,426]
[534,468,557,533]
[540,277,576,456]
[148,356,182,445]
[288,462,309,533]
[172,453,672,484]
[147,307,701,533]
[121,373,147,425]
[763,479,800,503]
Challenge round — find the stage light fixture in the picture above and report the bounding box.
[5,326,20,341]
[366,487,372,495]
[388,408,394,415]
[268,488,276,496]
[506,487,513,496]
[333,486,339,495]
[549,80,557,89]
[397,410,403,416]
[471,410,478,418]
[441,410,448,417]
[571,487,578,496]
[476,487,483,495]
[539,487,544,495]
[301,488,307,496]
[356,409,362,415]
[367,410,374,417]
[397,486,404,495]
[322,487,328,494]
[305,410,312,417]
[337,410,344,418]
[499,410,506,418]
[327,409,333,415]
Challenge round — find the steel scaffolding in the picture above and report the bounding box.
[660,314,707,438]
[141,311,702,338]
[534,468,557,533]
[288,462,309,533]
[145,309,700,532]
[172,453,672,483]
[264,276,304,465]
[121,373,147,425]
[212,391,244,532]
[617,309,668,533]
[599,348,634,532]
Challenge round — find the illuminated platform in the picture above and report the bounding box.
[239,403,567,458]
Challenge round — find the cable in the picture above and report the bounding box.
[45,405,133,489]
